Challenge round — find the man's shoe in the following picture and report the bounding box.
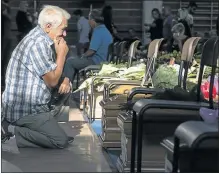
[1,132,13,143]
[68,137,74,144]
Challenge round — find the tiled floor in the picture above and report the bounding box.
[1,98,112,173]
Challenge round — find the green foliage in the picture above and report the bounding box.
[152,64,179,89]
[75,63,146,93]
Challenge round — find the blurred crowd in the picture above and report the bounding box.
[1,1,219,88]
[2,0,38,87]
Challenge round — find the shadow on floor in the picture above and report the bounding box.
[2,139,110,172]
[2,120,111,173]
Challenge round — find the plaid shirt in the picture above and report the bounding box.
[2,25,57,123]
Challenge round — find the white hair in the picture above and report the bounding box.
[38,5,71,29]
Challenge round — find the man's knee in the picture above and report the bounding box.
[54,134,68,148]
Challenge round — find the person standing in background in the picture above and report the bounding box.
[73,9,90,56]
[63,9,113,84]
[1,0,12,89]
[162,6,174,52]
[145,8,163,41]
[187,2,197,28]
[102,5,114,35]
[177,8,192,38]
[178,2,197,34]
[16,1,34,41]
[171,8,192,52]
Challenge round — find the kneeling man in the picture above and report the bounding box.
[2,5,74,148]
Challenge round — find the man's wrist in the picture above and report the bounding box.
[57,54,65,60]
[64,77,70,83]
[64,77,72,89]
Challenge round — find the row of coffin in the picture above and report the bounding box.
[78,37,219,172]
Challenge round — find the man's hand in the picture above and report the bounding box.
[43,38,69,88]
[83,49,95,58]
[58,77,72,94]
[54,38,69,60]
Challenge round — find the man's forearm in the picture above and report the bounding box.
[51,55,66,85]
[55,55,66,75]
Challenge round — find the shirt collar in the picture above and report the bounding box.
[36,25,54,46]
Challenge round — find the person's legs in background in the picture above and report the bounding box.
[76,42,90,56]
[76,43,83,56]
[83,42,90,53]
[63,56,94,84]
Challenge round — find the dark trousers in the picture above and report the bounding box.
[63,56,94,84]
[6,93,71,148]
[14,107,68,148]
[76,42,89,56]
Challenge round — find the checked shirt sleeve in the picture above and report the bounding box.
[30,42,57,77]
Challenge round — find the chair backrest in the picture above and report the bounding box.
[196,37,219,108]
[106,43,114,62]
[127,40,141,68]
[148,38,164,73]
[147,39,164,59]
[112,42,120,62]
[178,37,201,89]
[117,41,127,64]
[141,38,164,86]
[115,41,124,64]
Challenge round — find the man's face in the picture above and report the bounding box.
[89,19,96,29]
[46,17,68,41]
[189,6,196,15]
[88,13,96,29]
[152,11,159,19]
[21,2,29,12]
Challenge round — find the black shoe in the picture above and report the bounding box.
[1,132,13,143]
[68,137,74,144]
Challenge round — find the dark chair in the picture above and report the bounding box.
[164,121,218,173]
[115,41,127,64]
[161,37,219,173]
[112,42,120,63]
[107,42,114,62]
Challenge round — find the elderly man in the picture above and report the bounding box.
[63,9,113,84]
[2,5,74,148]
